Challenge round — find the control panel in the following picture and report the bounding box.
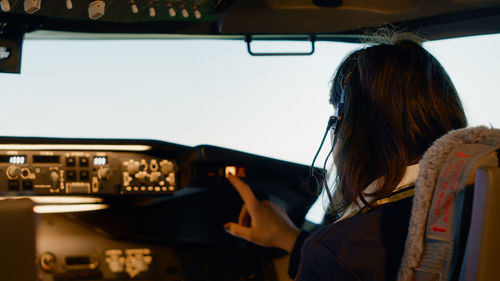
[0,0,233,21]
[0,137,317,281]
[0,145,179,196]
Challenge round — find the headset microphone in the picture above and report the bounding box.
[307,85,345,192]
[307,116,336,191]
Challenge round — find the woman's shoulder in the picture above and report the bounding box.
[297,194,414,281]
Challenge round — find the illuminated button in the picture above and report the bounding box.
[80,170,90,181]
[66,157,76,167]
[133,186,139,191]
[168,186,175,191]
[79,157,89,167]
[161,186,167,192]
[126,186,132,191]
[154,186,161,192]
[147,186,153,191]
[140,186,146,191]
[67,170,76,181]
[159,181,165,186]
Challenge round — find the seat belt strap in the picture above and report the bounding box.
[414,143,500,281]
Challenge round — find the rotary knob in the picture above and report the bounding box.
[6,165,21,179]
[98,167,112,180]
[135,171,148,181]
[149,171,161,182]
[40,252,56,272]
[160,160,174,174]
[125,160,140,175]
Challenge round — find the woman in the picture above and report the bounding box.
[223,34,468,280]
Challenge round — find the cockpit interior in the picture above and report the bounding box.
[1,0,500,281]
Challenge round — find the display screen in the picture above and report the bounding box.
[9,156,26,165]
[93,156,107,166]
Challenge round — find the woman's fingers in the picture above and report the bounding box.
[227,174,259,213]
[224,222,252,241]
[238,204,250,226]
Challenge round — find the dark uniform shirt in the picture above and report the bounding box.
[289,187,414,281]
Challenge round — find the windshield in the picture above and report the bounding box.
[1,34,499,222]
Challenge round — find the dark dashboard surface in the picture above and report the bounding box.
[0,136,317,281]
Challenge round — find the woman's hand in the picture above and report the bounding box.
[224,174,300,253]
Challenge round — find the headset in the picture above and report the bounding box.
[307,75,346,192]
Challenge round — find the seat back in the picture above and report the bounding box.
[397,127,500,281]
[461,166,500,281]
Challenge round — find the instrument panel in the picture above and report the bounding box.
[0,137,317,281]
[0,146,178,196]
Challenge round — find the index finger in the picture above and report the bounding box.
[227,174,259,212]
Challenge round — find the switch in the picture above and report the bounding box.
[181,8,188,18]
[168,7,176,17]
[1,0,11,12]
[194,9,201,19]
[130,0,138,13]
[88,0,105,20]
[24,0,41,14]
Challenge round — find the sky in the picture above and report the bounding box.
[1,34,499,222]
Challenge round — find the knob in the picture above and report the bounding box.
[160,160,174,174]
[1,0,11,12]
[135,171,148,181]
[40,252,56,272]
[125,160,140,174]
[98,167,112,180]
[66,0,72,9]
[6,165,21,179]
[149,171,161,182]
[88,0,105,20]
[24,0,41,14]
[20,168,31,179]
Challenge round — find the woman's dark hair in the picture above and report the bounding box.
[328,37,467,214]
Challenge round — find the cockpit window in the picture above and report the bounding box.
[0,34,499,172]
